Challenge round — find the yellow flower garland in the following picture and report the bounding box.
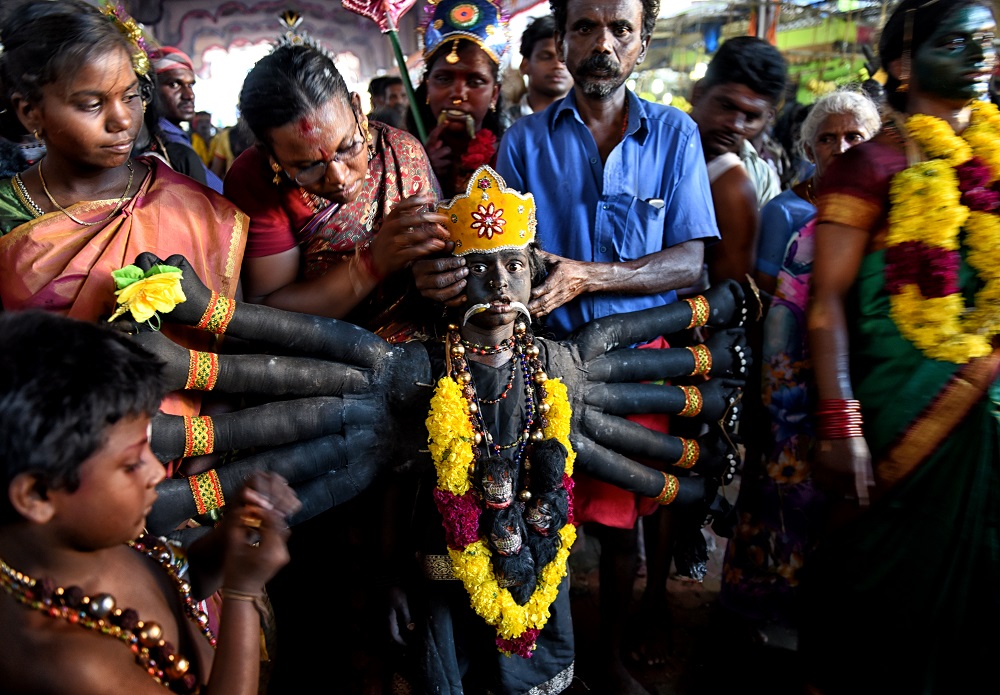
[425,373,577,649]
[887,102,1000,363]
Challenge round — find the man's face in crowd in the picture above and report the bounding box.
[556,0,648,99]
[385,83,407,109]
[690,82,774,159]
[158,67,196,124]
[522,38,572,99]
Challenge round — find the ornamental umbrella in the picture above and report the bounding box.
[341,0,428,141]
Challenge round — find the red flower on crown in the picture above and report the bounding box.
[470,202,506,238]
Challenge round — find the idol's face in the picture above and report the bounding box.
[912,5,997,103]
[463,248,532,331]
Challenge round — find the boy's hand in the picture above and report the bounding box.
[220,472,300,593]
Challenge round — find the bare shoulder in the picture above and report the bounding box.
[713,165,758,210]
[0,601,168,694]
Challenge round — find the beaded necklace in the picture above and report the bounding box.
[0,535,215,694]
[460,336,514,355]
[446,321,549,500]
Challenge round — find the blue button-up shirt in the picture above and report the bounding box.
[496,89,719,338]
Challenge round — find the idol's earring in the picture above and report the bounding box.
[270,159,283,186]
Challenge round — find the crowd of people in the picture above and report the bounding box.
[0,0,998,693]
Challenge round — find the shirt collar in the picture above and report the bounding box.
[550,88,647,142]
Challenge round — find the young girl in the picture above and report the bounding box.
[0,0,245,358]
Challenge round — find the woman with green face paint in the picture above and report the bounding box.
[802,0,1000,693]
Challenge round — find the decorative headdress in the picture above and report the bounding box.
[100,3,152,76]
[273,10,337,61]
[420,0,509,66]
[437,165,535,256]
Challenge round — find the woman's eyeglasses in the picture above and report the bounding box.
[281,111,367,186]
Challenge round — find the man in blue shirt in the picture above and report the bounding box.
[415,0,719,691]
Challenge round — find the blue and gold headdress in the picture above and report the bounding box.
[420,0,509,66]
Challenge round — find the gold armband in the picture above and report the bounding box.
[188,469,225,514]
[196,291,236,334]
[184,350,220,391]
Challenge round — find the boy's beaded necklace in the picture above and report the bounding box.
[0,534,215,694]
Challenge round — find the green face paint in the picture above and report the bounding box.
[913,5,997,103]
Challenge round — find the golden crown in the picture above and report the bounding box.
[437,165,536,256]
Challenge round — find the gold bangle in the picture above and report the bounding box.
[655,472,680,505]
[674,438,700,469]
[183,415,215,458]
[677,385,703,417]
[686,344,713,376]
[683,295,710,329]
[184,350,220,391]
[189,469,225,514]
[196,291,236,334]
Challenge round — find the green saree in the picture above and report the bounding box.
[799,141,1000,694]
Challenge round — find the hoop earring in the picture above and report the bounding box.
[897,9,914,93]
[270,159,283,186]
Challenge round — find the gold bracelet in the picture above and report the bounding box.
[196,291,236,334]
[674,438,700,469]
[184,350,220,391]
[683,295,710,329]
[220,587,268,620]
[686,344,713,376]
[677,385,703,417]
[189,469,225,514]
[182,415,215,457]
[655,472,680,505]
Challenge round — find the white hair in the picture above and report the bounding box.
[798,89,882,158]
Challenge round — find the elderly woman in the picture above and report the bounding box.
[224,43,448,342]
[719,89,880,660]
[407,0,509,198]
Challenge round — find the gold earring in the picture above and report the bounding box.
[270,159,283,186]
[32,130,40,140]
[490,102,496,112]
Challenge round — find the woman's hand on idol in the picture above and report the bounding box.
[413,253,468,307]
[369,192,450,277]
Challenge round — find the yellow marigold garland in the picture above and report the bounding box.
[425,373,577,651]
[887,102,1000,363]
[427,377,475,496]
